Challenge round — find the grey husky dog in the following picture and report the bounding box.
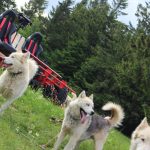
[54,91,124,150]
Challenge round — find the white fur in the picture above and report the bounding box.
[0,52,38,114]
[102,102,125,127]
[130,117,150,150]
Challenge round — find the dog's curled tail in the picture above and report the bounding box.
[102,102,124,127]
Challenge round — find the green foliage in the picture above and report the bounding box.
[136,2,150,33]
[143,105,150,123]
[19,18,45,38]
[45,0,73,50]
[0,0,16,13]
[110,0,128,16]
[21,0,48,18]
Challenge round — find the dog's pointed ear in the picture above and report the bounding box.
[89,94,93,101]
[136,117,149,131]
[66,95,72,101]
[21,52,30,63]
[72,92,77,100]
[78,91,86,99]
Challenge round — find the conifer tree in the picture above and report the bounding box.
[0,0,16,13]
[21,0,48,18]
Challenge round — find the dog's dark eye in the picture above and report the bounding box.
[141,138,145,142]
[11,56,15,58]
[86,104,90,106]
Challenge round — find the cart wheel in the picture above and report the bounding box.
[51,88,58,104]
[30,79,40,90]
[42,85,53,98]
[56,88,68,105]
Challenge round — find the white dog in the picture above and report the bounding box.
[130,117,150,150]
[54,91,124,150]
[0,52,38,114]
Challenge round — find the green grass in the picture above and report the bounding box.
[0,88,130,150]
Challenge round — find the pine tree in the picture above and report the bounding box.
[0,0,16,13]
[44,0,73,51]
[21,0,48,18]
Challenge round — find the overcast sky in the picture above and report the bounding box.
[15,0,147,27]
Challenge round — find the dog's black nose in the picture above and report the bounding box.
[91,111,94,115]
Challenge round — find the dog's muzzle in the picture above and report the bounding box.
[90,111,94,115]
[2,58,13,68]
[80,108,94,124]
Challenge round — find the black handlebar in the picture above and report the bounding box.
[17,13,32,29]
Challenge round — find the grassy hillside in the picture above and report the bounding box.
[0,88,130,150]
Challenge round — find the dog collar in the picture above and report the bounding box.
[9,71,22,77]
